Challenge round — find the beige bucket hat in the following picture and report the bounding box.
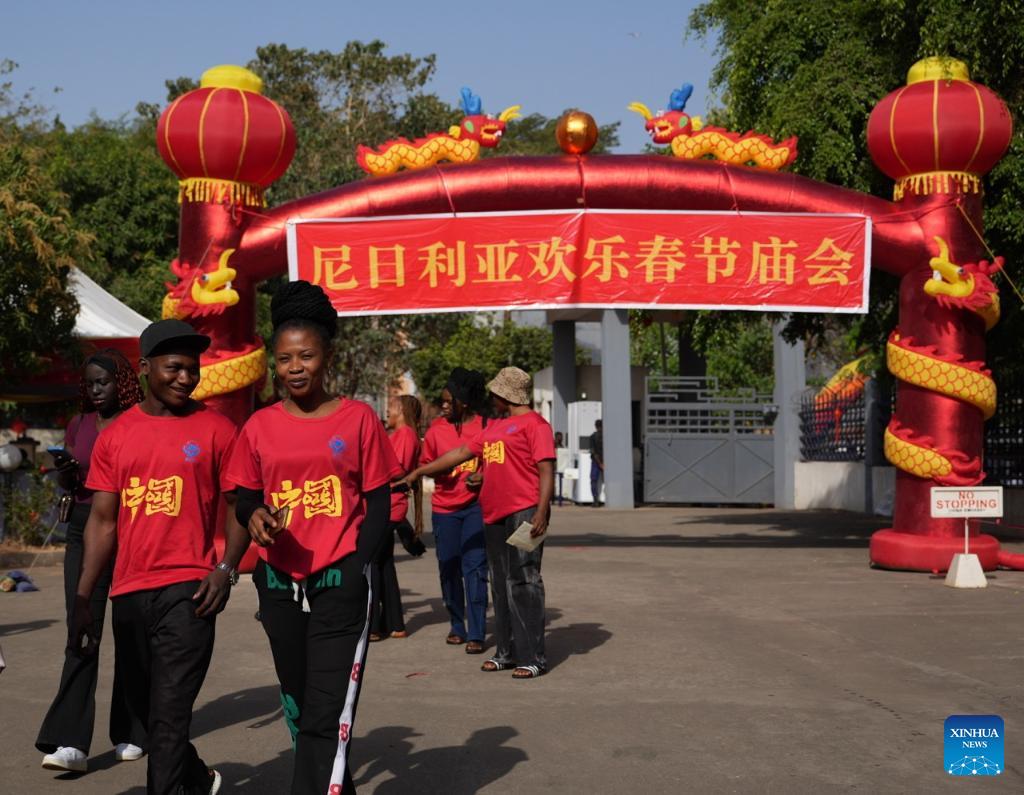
[487,366,532,406]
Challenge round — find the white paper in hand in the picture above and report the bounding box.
[506,521,545,552]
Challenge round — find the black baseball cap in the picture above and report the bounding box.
[139,319,211,358]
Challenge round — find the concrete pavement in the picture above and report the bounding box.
[3,505,1024,793]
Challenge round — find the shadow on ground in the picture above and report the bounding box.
[354,725,527,794]
[546,622,612,671]
[546,510,884,549]
[401,594,448,637]
[0,619,58,636]
[190,685,283,740]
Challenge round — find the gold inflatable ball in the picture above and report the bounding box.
[556,110,599,155]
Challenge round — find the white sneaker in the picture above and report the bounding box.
[208,768,222,794]
[114,742,144,761]
[41,746,87,772]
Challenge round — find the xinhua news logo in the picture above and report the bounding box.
[945,715,1003,776]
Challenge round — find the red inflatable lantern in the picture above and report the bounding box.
[156,65,296,206]
[867,57,1013,200]
[155,65,296,429]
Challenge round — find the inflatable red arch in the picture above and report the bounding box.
[157,61,1014,573]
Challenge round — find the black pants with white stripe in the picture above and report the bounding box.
[254,553,372,794]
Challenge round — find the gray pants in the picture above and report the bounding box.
[484,507,546,669]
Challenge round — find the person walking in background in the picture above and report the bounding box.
[405,367,556,679]
[37,350,147,773]
[369,394,423,641]
[589,419,604,506]
[70,320,248,794]
[227,281,400,794]
[419,368,490,654]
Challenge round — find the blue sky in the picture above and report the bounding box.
[2,0,716,153]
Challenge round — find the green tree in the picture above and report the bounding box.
[687,0,1024,378]
[247,41,457,204]
[0,61,89,381]
[486,112,620,156]
[44,118,179,319]
[410,316,554,401]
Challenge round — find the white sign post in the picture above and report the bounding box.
[931,486,1003,589]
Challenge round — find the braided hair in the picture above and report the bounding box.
[78,349,145,413]
[445,367,490,427]
[270,280,337,351]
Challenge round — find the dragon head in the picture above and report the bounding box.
[628,82,703,144]
[450,87,521,148]
[924,236,1002,328]
[163,249,239,319]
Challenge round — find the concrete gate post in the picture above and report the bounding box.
[600,309,635,509]
[552,320,576,442]
[772,321,806,510]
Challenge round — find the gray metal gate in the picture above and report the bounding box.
[644,376,775,504]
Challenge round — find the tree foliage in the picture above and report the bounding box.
[410,316,554,401]
[44,118,179,319]
[688,0,1024,377]
[485,112,620,157]
[0,61,89,380]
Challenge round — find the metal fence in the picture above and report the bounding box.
[986,380,1024,487]
[799,391,873,462]
[800,378,1023,487]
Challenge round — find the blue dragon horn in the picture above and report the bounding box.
[460,87,483,116]
[669,83,694,112]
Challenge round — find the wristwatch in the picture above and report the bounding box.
[215,561,239,585]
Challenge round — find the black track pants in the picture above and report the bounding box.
[111,580,215,795]
[254,554,373,794]
[36,503,143,754]
[370,521,407,636]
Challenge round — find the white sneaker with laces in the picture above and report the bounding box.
[41,746,87,772]
[114,742,144,761]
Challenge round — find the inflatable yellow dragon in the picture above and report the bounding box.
[162,249,266,400]
[883,237,1002,485]
[357,88,521,176]
[629,83,797,170]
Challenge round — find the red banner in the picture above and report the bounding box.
[287,210,871,315]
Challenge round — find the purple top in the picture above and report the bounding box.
[66,413,101,503]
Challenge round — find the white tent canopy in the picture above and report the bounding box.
[68,267,150,339]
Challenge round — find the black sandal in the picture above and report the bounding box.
[481,658,515,672]
[512,665,546,679]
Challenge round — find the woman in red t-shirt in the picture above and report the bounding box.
[369,394,423,641]
[37,350,146,772]
[419,367,490,653]
[225,281,400,795]
[405,367,555,679]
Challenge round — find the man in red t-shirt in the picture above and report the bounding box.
[71,319,249,795]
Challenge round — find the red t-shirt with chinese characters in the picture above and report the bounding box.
[467,411,556,524]
[421,415,483,514]
[85,403,238,598]
[224,399,401,579]
[389,425,420,522]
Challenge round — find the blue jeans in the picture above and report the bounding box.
[432,502,488,642]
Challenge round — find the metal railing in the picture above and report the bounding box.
[986,380,1024,487]
[799,391,869,461]
[645,376,775,436]
[800,376,1022,485]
